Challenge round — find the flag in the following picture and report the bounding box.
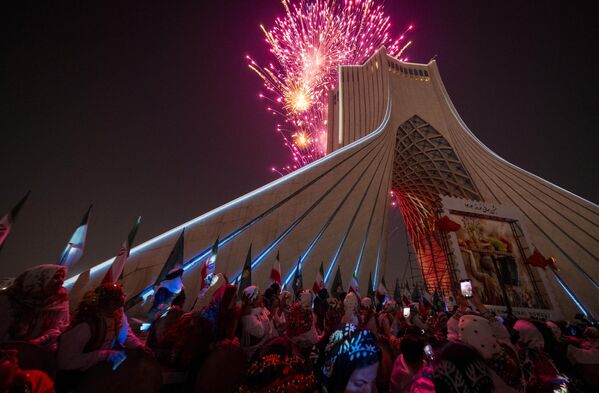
[238,244,252,297]
[367,272,375,298]
[393,278,401,303]
[270,250,282,286]
[58,204,92,267]
[422,288,433,307]
[349,271,360,297]
[102,216,141,283]
[0,191,31,252]
[154,229,185,287]
[377,276,388,297]
[331,266,344,298]
[201,236,219,289]
[432,289,444,311]
[292,257,303,297]
[312,261,324,293]
[411,284,421,303]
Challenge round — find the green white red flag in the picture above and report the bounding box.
[102,216,141,283]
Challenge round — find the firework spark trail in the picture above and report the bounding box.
[248,0,412,174]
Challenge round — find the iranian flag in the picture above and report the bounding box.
[0,191,31,252]
[58,205,92,268]
[270,250,282,286]
[201,236,219,289]
[102,216,141,283]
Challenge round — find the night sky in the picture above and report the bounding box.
[1,1,598,279]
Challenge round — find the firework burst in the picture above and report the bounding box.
[248,0,412,174]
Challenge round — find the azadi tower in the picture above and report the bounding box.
[66,48,598,320]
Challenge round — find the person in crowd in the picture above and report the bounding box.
[262,282,280,312]
[0,349,55,393]
[359,297,378,334]
[270,291,288,335]
[342,291,360,326]
[378,300,399,337]
[458,313,525,393]
[56,283,146,391]
[320,324,381,393]
[408,304,429,332]
[512,319,565,393]
[409,342,494,393]
[286,289,319,351]
[154,282,238,368]
[238,353,317,393]
[240,286,276,360]
[0,265,69,351]
[145,291,186,350]
[313,288,330,333]
[389,334,426,393]
[147,266,185,323]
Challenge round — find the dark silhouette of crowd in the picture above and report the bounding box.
[1,264,598,393]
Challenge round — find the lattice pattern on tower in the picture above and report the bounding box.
[392,115,482,293]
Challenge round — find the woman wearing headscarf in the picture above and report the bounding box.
[1,349,56,393]
[458,314,525,393]
[240,285,276,360]
[147,266,185,322]
[512,320,566,393]
[320,324,381,393]
[378,300,399,338]
[155,283,238,368]
[359,297,378,334]
[409,342,494,393]
[271,290,291,335]
[238,353,317,393]
[342,292,360,326]
[286,290,320,351]
[57,283,144,372]
[0,264,69,351]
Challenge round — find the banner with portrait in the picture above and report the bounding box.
[440,197,554,318]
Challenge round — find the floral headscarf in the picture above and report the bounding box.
[458,315,524,392]
[238,354,317,393]
[321,324,381,392]
[286,302,313,339]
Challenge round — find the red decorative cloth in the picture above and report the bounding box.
[436,216,461,232]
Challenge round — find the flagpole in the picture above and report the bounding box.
[58,243,72,266]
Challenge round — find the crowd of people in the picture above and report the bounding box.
[1,263,598,393]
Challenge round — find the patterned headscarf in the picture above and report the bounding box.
[325,298,345,331]
[3,264,69,341]
[238,354,317,393]
[321,324,381,392]
[286,303,313,338]
[6,264,68,308]
[201,284,237,331]
[409,343,494,393]
[459,315,524,392]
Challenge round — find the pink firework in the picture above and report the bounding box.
[248,0,412,173]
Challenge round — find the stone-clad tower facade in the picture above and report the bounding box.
[66,48,598,319]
